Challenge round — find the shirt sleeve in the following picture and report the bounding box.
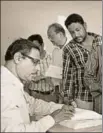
[62,47,74,100]
[24,92,63,116]
[1,91,63,132]
[84,35,102,97]
[2,103,55,132]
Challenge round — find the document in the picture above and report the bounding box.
[45,65,62,79]
[60,119,102,129]
[60,108,102,129]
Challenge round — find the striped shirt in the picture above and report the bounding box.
[62,32,101,102]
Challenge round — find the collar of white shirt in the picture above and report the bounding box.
[54,37,69,51]
[1,66,23,91]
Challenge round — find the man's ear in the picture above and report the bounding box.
[42,43,44,48]
[84,22,87,30]
[59,32,64,38]
[13,52,23,64]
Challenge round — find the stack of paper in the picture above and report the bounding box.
[60,119,102,129]
[71,108,102,120]
[45,65,62,79]
[60,108,102,129]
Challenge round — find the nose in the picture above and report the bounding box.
[75,31,80,37]
[32,64,40,77]
[35,64,40,71]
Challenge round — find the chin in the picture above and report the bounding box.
[58,45,62,49]
[77,41,83,43]
[75,39,83,43]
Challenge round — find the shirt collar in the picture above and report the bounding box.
[1,66,23,89]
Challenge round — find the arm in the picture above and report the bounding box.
[61,47,74,103]
[1,94,55,132]
[24,92,63,116]
[26,91,75,124]
[91,36,102,95]
[84,36,102,97]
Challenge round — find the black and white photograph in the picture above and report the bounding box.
[1,1,102,132]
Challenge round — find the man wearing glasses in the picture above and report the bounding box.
[27,34,57,102]
[1,38,74,132]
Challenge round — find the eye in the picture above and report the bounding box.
[70,31,75,34]
[50,40,56,45]
[76,28,80,31]
[30,59,39,66]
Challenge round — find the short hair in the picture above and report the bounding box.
[47,23,66,38]
[65,13,85,28]
[28,34,43,46]
[5,38,40,61]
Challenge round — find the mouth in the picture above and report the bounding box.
[31,73,38,79]
[75,37,83,42]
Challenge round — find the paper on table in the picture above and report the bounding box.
[71,108,102,120]
[60,119,102,129]
[45,65,62,79]
[60,108,102,129]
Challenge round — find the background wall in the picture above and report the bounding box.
[1,1,102,65]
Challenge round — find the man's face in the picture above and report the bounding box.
[16,48,40,82]
[67,22,87,43]
[48,28,65,48]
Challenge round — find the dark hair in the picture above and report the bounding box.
[65,13,85,28]
[5,38,40,61]
[28,34,43,46]
[47,23,65,38]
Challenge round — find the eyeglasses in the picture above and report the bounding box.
[21,53,40,66]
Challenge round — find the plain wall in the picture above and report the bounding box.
[1,1,102,65]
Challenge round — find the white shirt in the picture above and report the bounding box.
[52,39,69,68]
[1,66,63,132]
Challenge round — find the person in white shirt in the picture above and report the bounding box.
[47,23,77,107]
[1,38,74,132]
[48,23,69,68]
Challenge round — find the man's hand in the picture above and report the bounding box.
[63,97,70,105]
[63,97,77,108]
[50,105,74,123]
[61,104,75,113]
[71,101,77,108]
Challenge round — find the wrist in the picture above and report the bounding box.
[64,97,74,105]
[50,114,57,123]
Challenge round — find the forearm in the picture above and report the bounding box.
[62,69,74,100]
[24,92,63,116]
[33,99,63,116]
[3,115,55,132]
[62,52,73,99]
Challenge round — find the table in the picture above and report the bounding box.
[48,124,102,132]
